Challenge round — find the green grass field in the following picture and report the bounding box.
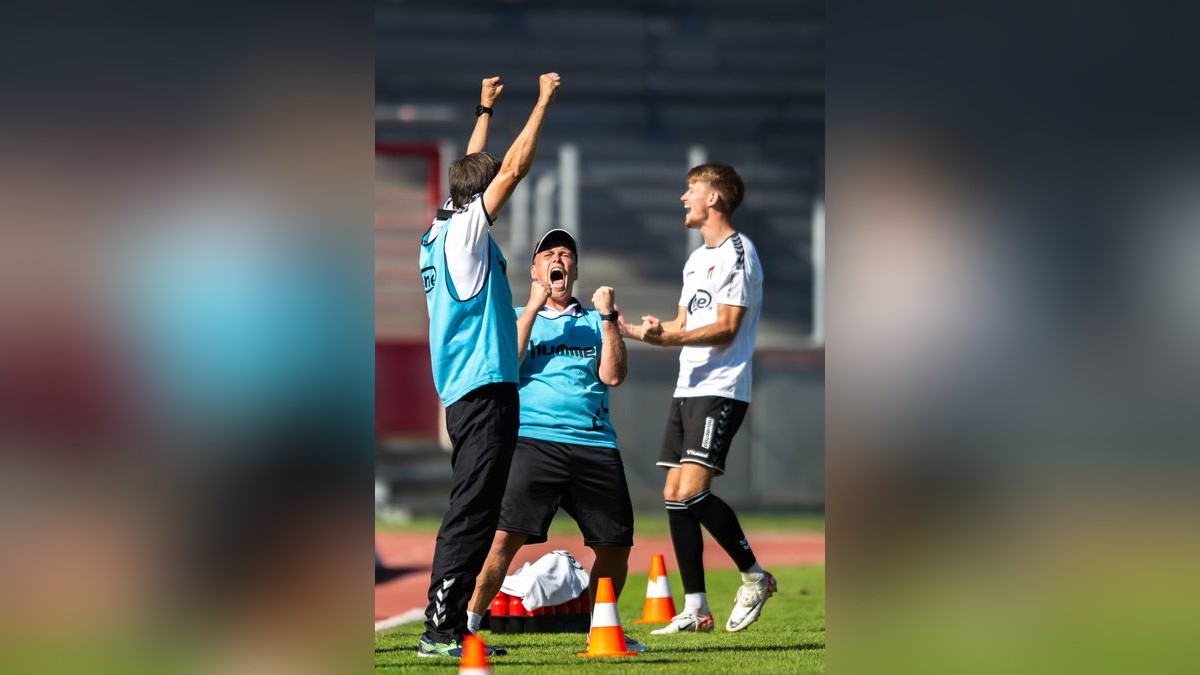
[375,564,825,673]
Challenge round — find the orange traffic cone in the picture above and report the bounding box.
[578,577,640,658]
[635,553,678,624]
[459,633,492,674]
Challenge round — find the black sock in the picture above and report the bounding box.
[684,490,757,572]
[666,501,706,594]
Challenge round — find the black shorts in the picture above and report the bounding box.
[657,396,749,476]
[498,438,634,548]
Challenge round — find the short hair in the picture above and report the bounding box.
[449,152,501,208]
[687,163,745,213]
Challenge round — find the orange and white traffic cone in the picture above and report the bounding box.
[635,553,678,624]
[459,633,492,674]
[578,577,640,658]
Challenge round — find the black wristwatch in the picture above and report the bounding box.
[475,104,493,117]
[599,311,619,322]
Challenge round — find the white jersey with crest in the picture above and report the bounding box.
[674,232,763,402]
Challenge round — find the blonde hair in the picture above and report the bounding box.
[687,163,744,213]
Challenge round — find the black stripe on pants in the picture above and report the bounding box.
[422,383,519,643]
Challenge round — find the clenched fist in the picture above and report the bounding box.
[639,315,664,344]
[527,279,551,310]
[592,286,615,314]
[538,72,561,104]
[480,76,504,107]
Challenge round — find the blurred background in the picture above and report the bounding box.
[0,2,373,672]
[374,0,826,519]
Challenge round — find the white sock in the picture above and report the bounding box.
[466,611,482,634]
[741,562,766,583]
[684,592,709,616]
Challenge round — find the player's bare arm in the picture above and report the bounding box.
[660,305,688,333]
[516,279,552,363]
[465,76,504,155]
[593,285,627,386]
[620,306,684,342]
[483,72,561,217]
[643,303,746,348]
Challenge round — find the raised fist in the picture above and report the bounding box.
[480,76,505,107]
[527,279,551,309]
[538,72,561,104]
[592,286,614,314]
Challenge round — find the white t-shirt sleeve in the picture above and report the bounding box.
[445,195,493,299]
[715,253,753,307]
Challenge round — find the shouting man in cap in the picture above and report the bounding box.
[464,228,647,652]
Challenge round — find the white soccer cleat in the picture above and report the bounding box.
[649,611,715,635]
[725,571,777,632]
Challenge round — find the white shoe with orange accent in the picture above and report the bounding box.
[649,611,715,635]
[725,571,777,632]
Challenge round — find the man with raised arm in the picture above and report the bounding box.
[416,72,561,658]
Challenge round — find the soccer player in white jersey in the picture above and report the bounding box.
[621,163,776,634]
[463,229,648,652]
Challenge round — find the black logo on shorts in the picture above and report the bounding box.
[421,266,437,294]
[688,290,712,314]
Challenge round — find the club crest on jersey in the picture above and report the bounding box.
[421,266,437,294]
[688,290,712,314]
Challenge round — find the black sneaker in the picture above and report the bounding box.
[416,634,508,658]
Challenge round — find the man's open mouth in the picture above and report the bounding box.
[549,267,566,290]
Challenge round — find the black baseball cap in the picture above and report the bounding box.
[531,228,578,261]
